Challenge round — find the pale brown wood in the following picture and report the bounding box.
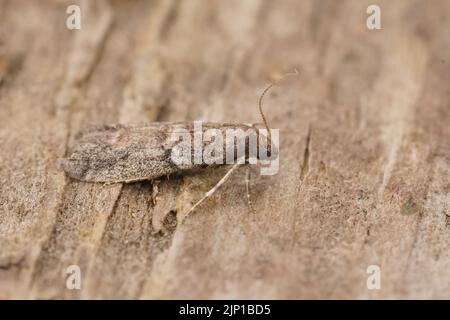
[0,0,449,299]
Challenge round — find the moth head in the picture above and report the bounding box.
[254,69,297,162]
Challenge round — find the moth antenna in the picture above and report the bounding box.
[258,68,299,151]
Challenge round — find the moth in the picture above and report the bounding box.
[61,122,271,183]
[61,70,297,218]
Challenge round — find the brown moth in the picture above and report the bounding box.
[61,70,297,217]
[61,122,272,183]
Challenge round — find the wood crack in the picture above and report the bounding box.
[299,128,312,182]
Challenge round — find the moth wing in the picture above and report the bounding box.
[61,123,183,182]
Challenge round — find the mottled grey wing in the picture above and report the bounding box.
[60,123,185,183]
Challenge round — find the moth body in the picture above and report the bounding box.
[61,122,276,183]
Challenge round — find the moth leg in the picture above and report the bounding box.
[245,166,256,214]
[151,179,160,206]
[183,159,244,221]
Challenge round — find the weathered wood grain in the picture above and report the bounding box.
[0,0,449,299]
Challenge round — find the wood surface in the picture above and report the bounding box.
[0,0,449,299]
